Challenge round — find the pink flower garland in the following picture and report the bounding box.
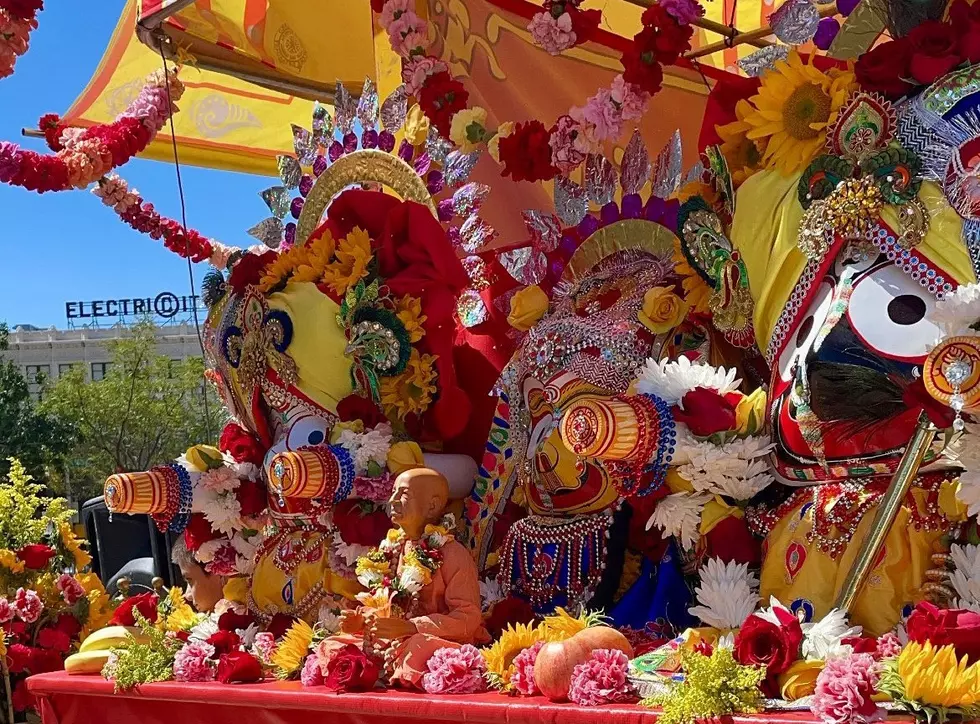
[810,653,884,724]
[567,649,633,707]
[0,0,41,79]
[511,641,544,696]
[421,645,488,695]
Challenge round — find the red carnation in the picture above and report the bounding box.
[38,113,65,151]
[3,0,43,21]
[622,28,666,95]
[498,120,559,183]
[568,5,602,43]
[907,21,961,87]
[236,480,267,518]
[109,592,159,627]
[53,612,81,639]
[37,626,71,653]
[333,500,393,547]
[218,610,256,633]
[16,544,56,570]
[216,650,263,683]
[10,680,34,714]
[337,394,389,428]
[228,250,277,293]
[6,644,33,674]
[219,422,265,465]
[183,513,220,553]
[31,647,65,674]
[207,630,242,656]
[638,4,694,63]
[673,387,738,437]
[417,71,469,137]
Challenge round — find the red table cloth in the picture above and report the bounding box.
[28,672,911,724]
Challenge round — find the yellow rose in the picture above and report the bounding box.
[450,106,488,154]
[735,388,767,437]
[939,478,969,522]
[405,104,430,146]
[508,285,549,332]
[778,660,824,701]
[486,550,500,568]
[666,468,694,494]
[700,496,744,536]
[184,444,224,472]
[387,441,424,475]
[0,549,24,574]
[488,121,516,163]
[329,419,365,444]
[638,287,688,334]
[222,577,248,604]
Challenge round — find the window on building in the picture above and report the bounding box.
[58,363,80,377]
[24,365,50,385]
[91,362,111,381]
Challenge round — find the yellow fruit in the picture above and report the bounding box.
[65,650,112,675]
[79,626,146,653]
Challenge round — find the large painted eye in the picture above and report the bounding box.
[778,281,834,382]
[285,413,332,451]
[846,264,942,361]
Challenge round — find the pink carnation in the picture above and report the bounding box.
[352,472,395,502]
[252,632,277,663]
[528,11,577,55]
[874,632,903,661]
[200,466,240,494]
[57,574,85,606]
[402,56,448,97]
[173,641,216,683]
[205,544,239,577]
[810,653,884,724]
[0,598,14,624]
[660,0,705,25]
[13,588,42,624]
[301,653,325,687]
[570,88,624,149]
[421,645,488,695]
[567,649,633,707]
[379,0,413,28]
[610,75,650,121]
[387,11,429,58]
[511,641,545,696]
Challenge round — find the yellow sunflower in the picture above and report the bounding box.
[717,99,767,187]
[380,349,439,421]
[272,619,315,679]
[741,51,856,176]
[258,245,310,293]
[671,247,711,315]
[894,642,980,709]
[59,523,92,570]
[321,227,373,296]
[483,622,544,691]
[78,573,112,639]
[292,230,337,283]
[395,295,427,343]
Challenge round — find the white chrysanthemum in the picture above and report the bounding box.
[318,606,341,634]
[195,539,225,564]
[716,632,735,650]
[354,428,392,472]
[400,566,427,595]
[635,356,741,406]
[199,466,240,493]
[233,461,261,482]
[231,531,259,561]
[755,596,793,626]
[932,283,980,337]
[479,577,503,611]
[189,615,219,643]
[958,470,980,517]
[676,437,775,501]
[942,422,980,469]
[646,492,712,551]
[951,544,980,611]
[687,558,760,630]
[194,488,242,536]
[801,609,862,661]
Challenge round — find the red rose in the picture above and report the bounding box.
[702,514,761,566]
[16,544,56,570]
[906,602,980,664]
[733,609,804,696]
[639,4,694,63]
[219,422,265,465]
[6,643,33,674]
[207,630,242,656]
[109,592,159,627]
[907,21,961,86]
[498,120,558,183]
[332,500,393,547]
[322,643,380,692]
[216,650,263,684]
[217,610,255,633]
[228,250,277,293]
[418,71,469,137]
[673,387,739,437]
[236,480,267,518]
[337,394,389,428]
[267,613,294,640]
[184,513,220,553]
[855,38,915,98]
[37,627,71,653]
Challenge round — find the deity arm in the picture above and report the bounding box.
[408,542,484,643]
[267,445,356,503]
[558,394,665,464]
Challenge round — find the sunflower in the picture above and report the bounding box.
[321,227,373,296]
[292,229,337,283]
[717,99,767,187]
[59,522,92,570]
[272,619,315,679]
[893,642,980,709]
[741,51,856,176]
[380,349,439,421]
[483,622,544,691]
[672,247,711,315]
[539,607,591,642]
[258,245,310,293]
[395,294,427,343]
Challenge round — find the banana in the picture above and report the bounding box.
[64,650,112,675]
[78,626,147,653]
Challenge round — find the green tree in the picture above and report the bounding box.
[0,322,75,480]
[41,320,226,501]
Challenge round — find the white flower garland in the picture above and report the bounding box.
[645,492,712,551]
[950,544,980,612]
[687,558,760,630]
[635,356,741,406]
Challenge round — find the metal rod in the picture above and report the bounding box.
[833,412,937,613]
[684,3,838,59]
[622,0,771,47]
[21,128,43,138]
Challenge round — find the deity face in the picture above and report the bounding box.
[770,248,947,482]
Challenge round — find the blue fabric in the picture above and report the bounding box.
[609,543,695,638]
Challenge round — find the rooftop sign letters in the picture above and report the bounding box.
[65,293,203,322]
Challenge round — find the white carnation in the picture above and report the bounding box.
[354,427,392,472]
[932,282,980,337]
[194,487,242,536]
[951,544,980,611]
[195,539,225,564]
[687,558,760,630]
[801,609,862,661]
[318,606,341,634]
[635,356,741,405]
[199,466,240,493]
[646,492,711,551]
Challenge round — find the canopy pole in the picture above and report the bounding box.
[622,0,772,48]
[683,3,838,59]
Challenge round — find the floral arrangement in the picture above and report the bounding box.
[0,68,184,193]
[567,648,634,706]
[0,459,109,716]
[354,514,454,617]
[0,0,41,79]
[636,357,770,558]
[370,0,699,183]
[422,644,488,694]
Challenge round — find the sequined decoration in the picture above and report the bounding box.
[444,151,480,187]
[426,126,453,165]
[356,78,380,129]
[651,130,682,199]
[683,160,706,186]
[291,124,317,166]
[380,85,408,131]
[738,45,790,77]
[452,182,491,216]
[522,210,562,251]
[554,176,588,227]
[621,131,651,195]
[457,288,489,328]
[277,155,302,189]
[462,255,492,290]
[770,0,820,44]
[585,153,617,205]
[334,81,357,135]
[311,102,333,147]
[500,247,546,286]
[247,218,284,249]
[459,215,497,253]
[260,187,291,219]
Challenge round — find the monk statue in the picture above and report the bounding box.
[337,468,489,688]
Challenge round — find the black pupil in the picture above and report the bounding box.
[308,430,325,445]
[887,295,926,326]
[795,315,815,347]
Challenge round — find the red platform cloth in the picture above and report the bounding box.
[28,672,917,724]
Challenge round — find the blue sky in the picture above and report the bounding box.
[0,2,261,329]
